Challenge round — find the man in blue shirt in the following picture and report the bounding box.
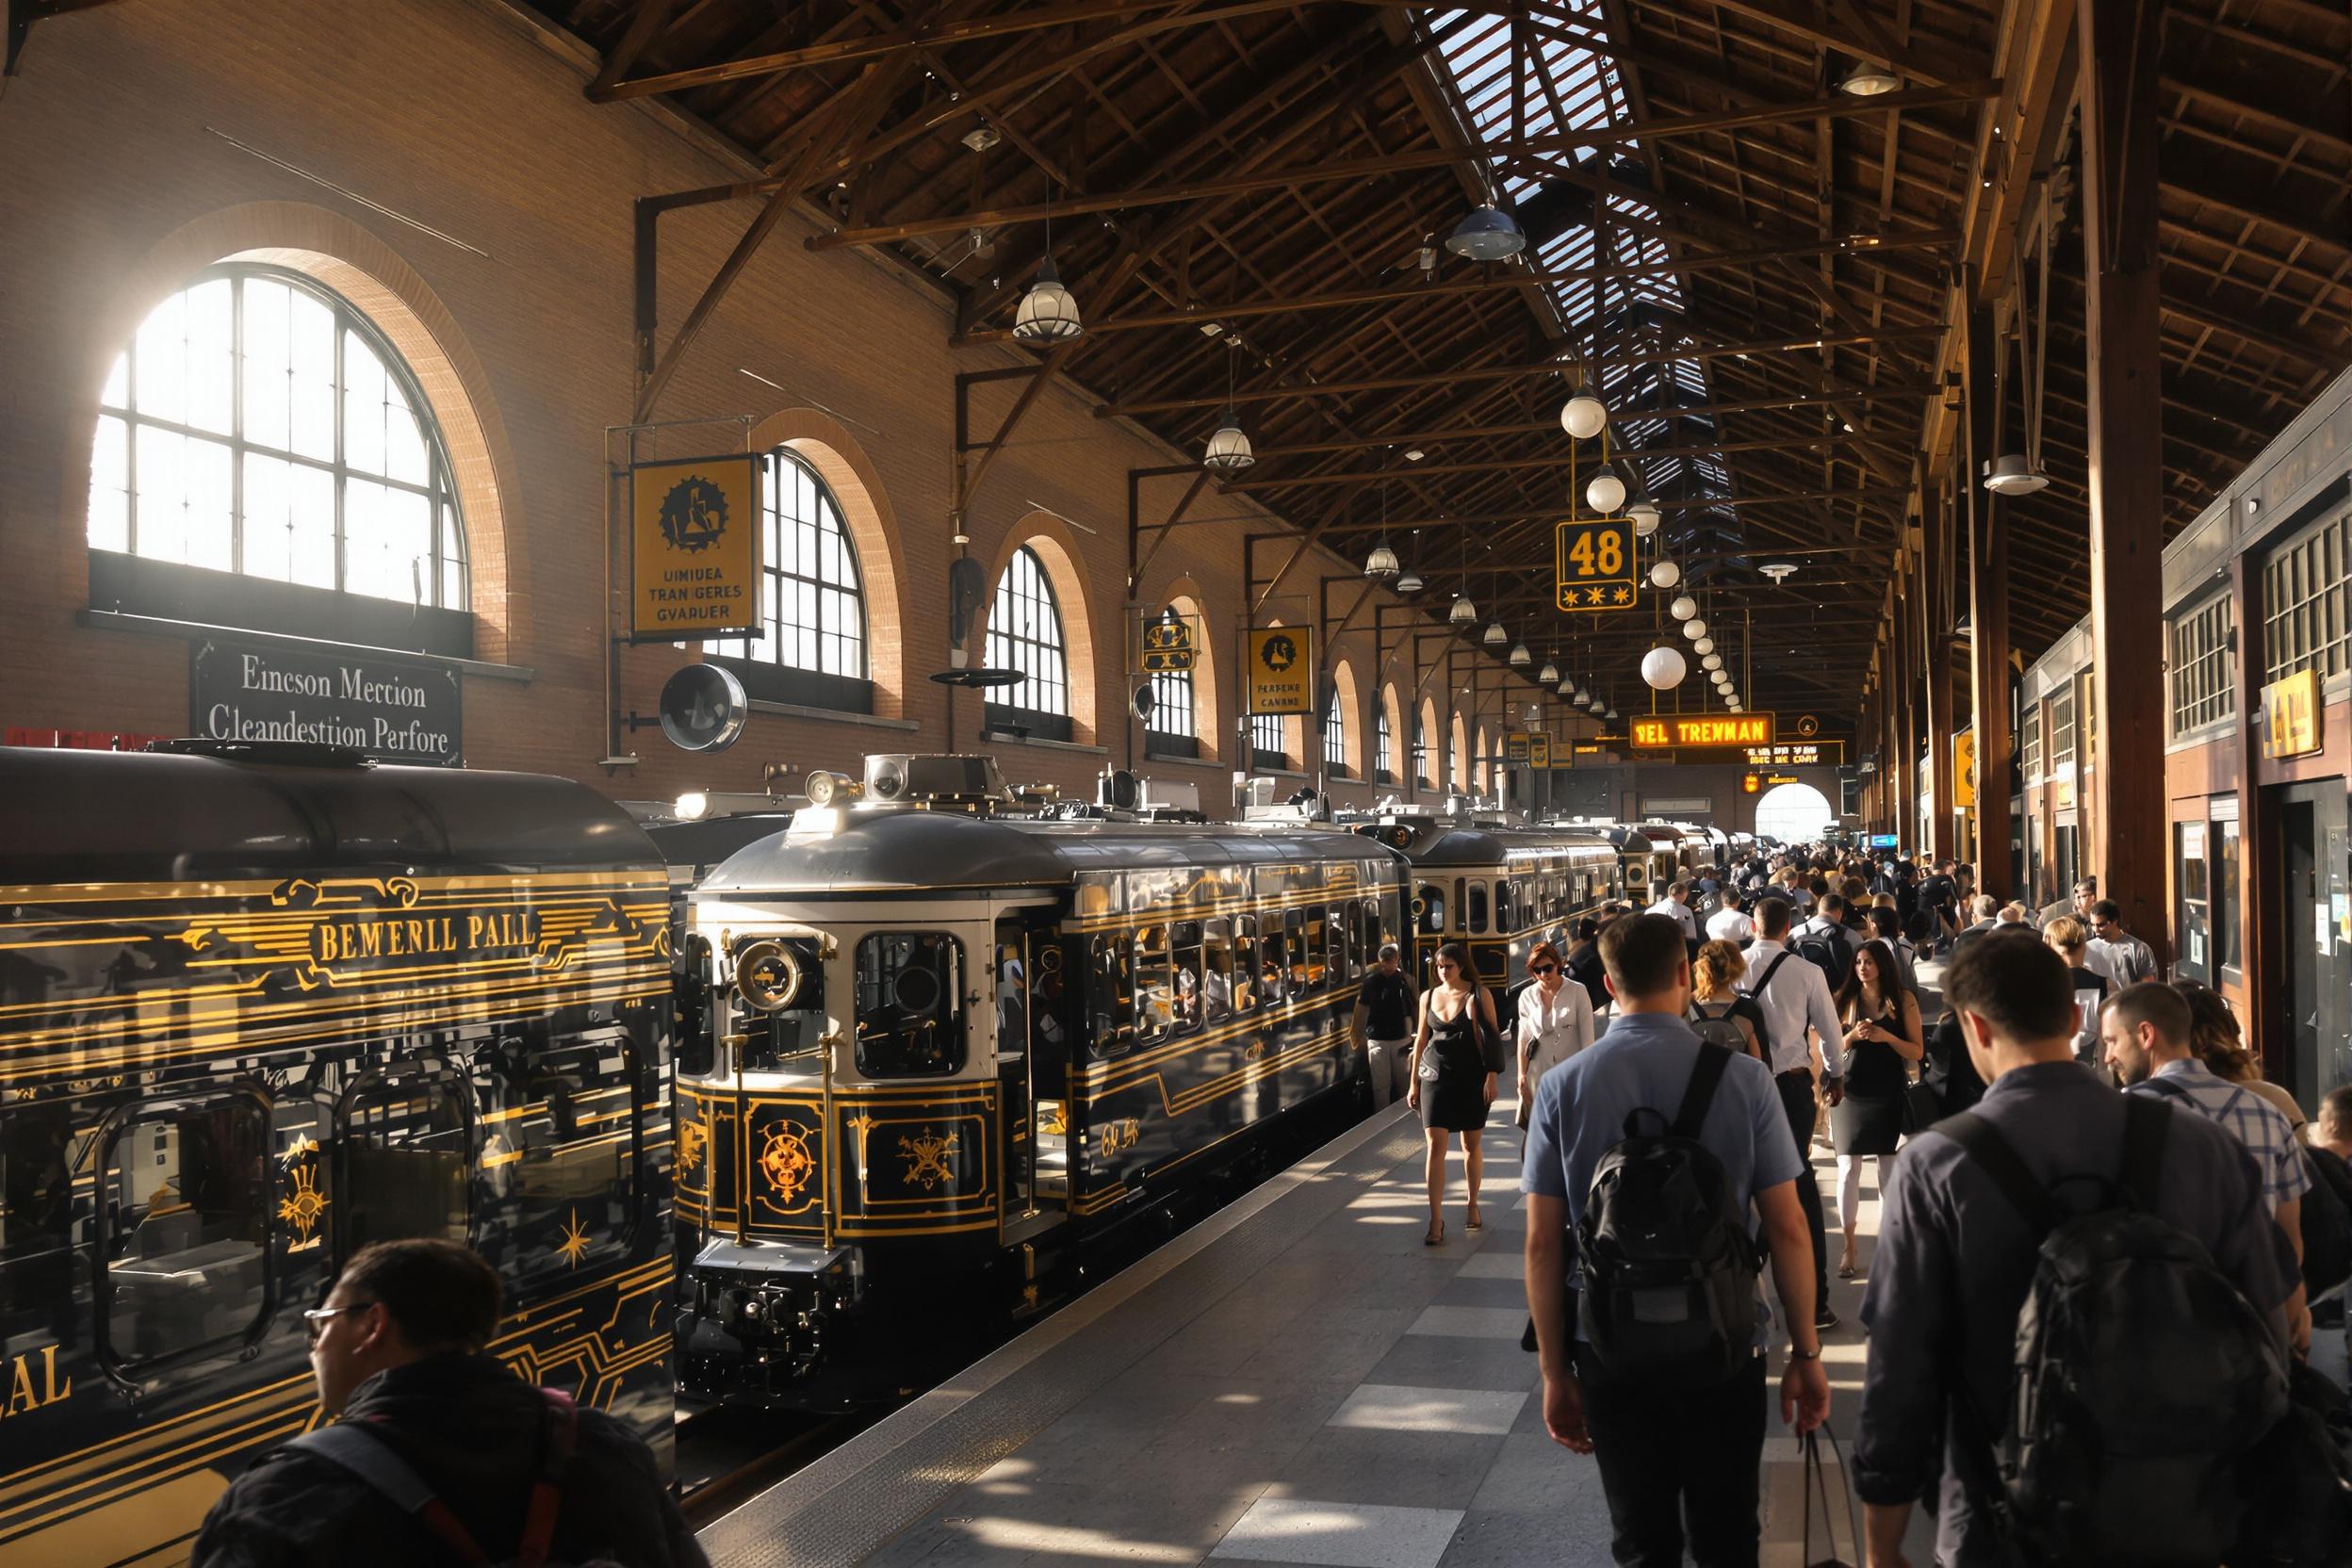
[1524,913,1830,1568]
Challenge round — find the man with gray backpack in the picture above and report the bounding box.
[1854,934,2302,1568]
[1524,913,1830,1567]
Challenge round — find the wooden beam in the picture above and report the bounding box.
[1922,475,1956,861]
[2078,0,2168,960]
[803,81,2000,251]
[1706,0,1972,88]
[1219,433,1868,491]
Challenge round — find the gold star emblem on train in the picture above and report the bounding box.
[557,1208,591,1267]
[897,1127,961,1193]
[759,1127,815,1203]
[277,1163,329,1245]
[677,1119,706,1174]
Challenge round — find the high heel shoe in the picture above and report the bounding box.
[1464,1203,1485,1232]
[1423,1219,1446,1246]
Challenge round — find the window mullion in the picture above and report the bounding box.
[230,275,245,577]
[333,306,348,597]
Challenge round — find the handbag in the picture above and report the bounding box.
[1901,1074,1942,1134]
[1802,1428,1861,1568]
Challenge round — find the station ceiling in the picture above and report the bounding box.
[543,0,2352,729]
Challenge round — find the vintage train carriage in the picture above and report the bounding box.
[1595,825,1678,905]
[669,756,1405,1407]
[0,743,675,1565]
[1356,816,1620,993]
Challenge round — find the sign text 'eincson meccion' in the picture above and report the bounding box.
[190,639,462,765]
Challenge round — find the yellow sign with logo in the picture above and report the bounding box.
[1528,734,1551,768]
[1554,518,1638,612]
[1505,732,1531,762]
[1245,627,1315,715]
[631,453,760,641]
[1630,713,1776,749]
[1141,613,1196,673]
[2265,668,2322,760]
[1952,730,1977,809]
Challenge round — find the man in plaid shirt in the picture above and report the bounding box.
[2104,981,2312,1357]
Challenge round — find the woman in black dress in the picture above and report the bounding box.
[1831,939,1922,1278]
[1406,941,1502,1246]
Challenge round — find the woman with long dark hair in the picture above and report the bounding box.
[1406,940,1502,1245]
[1831,939,1922,1277]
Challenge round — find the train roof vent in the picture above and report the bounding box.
[863,753,1009,808]
[144,739,377,769]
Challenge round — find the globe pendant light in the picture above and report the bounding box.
[1509,638,1531,668]
[1445,202,1526,262]
[1627,500,1661,538]
[1013,253,1084,343]
[1702,653,1723,670]
[1683,617,1708,641]
[1693,636,1714,656]
[1560,393,1608,440]
[1539,657,1560,685]
[1641,646,1687,689]
[1585,464,1625,514]
[1650,560,1681,590]
[1668,595,1698,622]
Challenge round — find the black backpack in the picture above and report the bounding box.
[1576,1045,1761,1390]
[2298,1142,2352,1300]
[1687,1000,1752,1057]
[1937,1099,2291,1568]
[1792,923,1850,991]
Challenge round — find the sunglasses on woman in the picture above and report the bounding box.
[1528,963,1558,974]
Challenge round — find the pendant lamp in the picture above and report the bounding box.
[1560,394,1608,440]
[1012,253,1083,343]
[1641,647,1687,689]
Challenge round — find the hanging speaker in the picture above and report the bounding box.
[1133,683,1157,722]
[947,557,986,649]
[658,664,748,753]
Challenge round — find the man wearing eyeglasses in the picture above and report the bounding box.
[193,1238,708,1568]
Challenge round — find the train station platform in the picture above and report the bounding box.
[703,1068,1942,1567]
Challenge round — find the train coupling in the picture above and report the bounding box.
[678,1238,865,1401]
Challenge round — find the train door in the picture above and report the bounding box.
[2274,783,2350,1103]
[995,910,1068,1244]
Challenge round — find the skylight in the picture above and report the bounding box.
[1429,7,1733,520]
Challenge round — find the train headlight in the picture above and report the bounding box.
[742,1297,763,1320]
[676,791,711,821]
[734,939,804,1011]
[805,769,859,807]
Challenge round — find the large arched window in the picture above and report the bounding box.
[1756,782,1835,842]
[90,266,468,643]
[1250,712,1289,771]
[1147,662,1196,757]
[1374,703,1394,783]
[983,546,1071,742]
[705,449,869,711]
[1413,708,1431,787]
[1322,687,1348,776]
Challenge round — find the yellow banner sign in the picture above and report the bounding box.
[1631,712,1776,749]
[631,453,760,641]
[1245,627,1315,715]
[1952,730,1977,809]
[2265,668,2322,760]
[1141,613,1196,673]
[1527,734,1551,768]
[1553,518,1639,612]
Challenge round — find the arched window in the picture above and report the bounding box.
[1250,712,1288,771]
[1412,711,1429,786]
[90,266,469,648]
[705,449,869,711]
[1323,688,1348,776]
[983,546,1071,742]
[1375,704,1394,783]
[1147,663,1196,757]
[1756,782,1836,842]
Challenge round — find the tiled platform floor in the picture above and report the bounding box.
[707,1070,1944,1568]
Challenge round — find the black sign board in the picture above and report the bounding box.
[191,638,463,766]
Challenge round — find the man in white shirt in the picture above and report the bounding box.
[2088,899,2159,987]
[1705,886,1754,945]
[1741,896,1849,1331]
[1646,881,1700,943]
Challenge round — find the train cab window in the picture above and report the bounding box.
[1467,880,1489,935]
[1203,917,1235,1021]
[1416,884,1444,935]
[100,1097,269,1370]
[1171,921,1205,1032]
[339,1076,469,1254]
[736,938,828,1070]
[1134,924,1172,1045]
[1087,934,1135,1058]
[489,1039,641,1278]
[854,933,967,1077]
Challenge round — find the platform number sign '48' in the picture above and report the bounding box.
[1554,519,1638,613]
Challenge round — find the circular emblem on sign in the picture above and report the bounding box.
[1797,714,1819,738]
[658,476,729,553]
[1259,633,1298,672]
[759,1127,815,1204]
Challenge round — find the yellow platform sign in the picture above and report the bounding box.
[1505,732,1531,762]
[1952,730,1977,809]
[630,452,760,641]
[1631,712,1776,750]
[1554,518,1638,612]
[1527,734,1551,768]
[1245,627,1315,715]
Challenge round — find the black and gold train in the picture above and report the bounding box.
[0,743,676,1565]
[1347,811,1623,993]
[666,754,1407,1407]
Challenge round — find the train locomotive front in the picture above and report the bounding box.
[668,756,1406,1407]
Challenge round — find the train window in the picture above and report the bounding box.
[1087,934,1135,1058]
[338,1075,469,1254]
[489,1038,641,1279]
[855,933,968,1077]
[1362,897,1384,960]
[1,1102,95,1334]
[738,937,829,1070]
[1296,906,1324,992]
[1171,921,1204,1032]
[1416,884,1444,935]
[1494,878,1515,933]
[1259,918,1290,1004]
[1134,924,1172,1045]
[1232,914,1259,1010]
[1203,917,1235,1021]
[1339,901,1361,981]
[100,1096,269,1370]
[1467,880,1488,935]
